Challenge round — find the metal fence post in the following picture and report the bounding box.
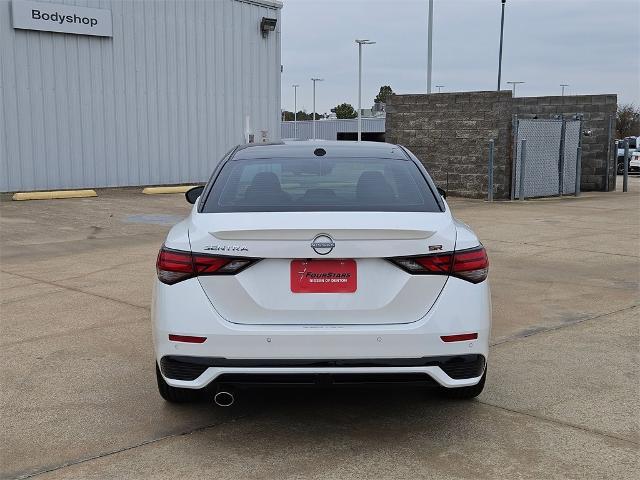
[623,140,629,192]
[519,138,527,201]
[575,146,582,197]
[613,140,619,191]
[558,116,567,196]
[488,139,494,202]
[510,115,518,200]
[605,115,613,192]
[576,114,584,195]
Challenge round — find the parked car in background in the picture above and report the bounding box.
[617,137,637,174]
[153,141,491,406]
[629,151,640,174]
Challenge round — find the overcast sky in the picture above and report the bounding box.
[280,0,639,114]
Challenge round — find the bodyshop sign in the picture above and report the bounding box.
[11,0,112,37]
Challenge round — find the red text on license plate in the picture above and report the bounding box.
[290,259,357,293]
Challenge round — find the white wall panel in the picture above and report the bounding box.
[0,0,282,191]
[281,118,386,140]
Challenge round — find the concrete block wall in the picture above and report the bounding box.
[386,91,513,199]
[387,91,617,198]
[512,94,617,192]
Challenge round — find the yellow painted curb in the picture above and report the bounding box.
[142,186,197,195]
[12,190,97,201]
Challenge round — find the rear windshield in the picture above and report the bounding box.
[202,157,441,213]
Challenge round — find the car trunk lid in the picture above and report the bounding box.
[189,211,456,325]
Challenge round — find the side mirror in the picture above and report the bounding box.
[185,185,205,204]
[437,186,447,199]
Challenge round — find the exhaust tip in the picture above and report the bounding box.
[214,391,235,407]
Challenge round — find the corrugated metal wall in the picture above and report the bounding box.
[281,118,386,140]
[0,0,281,192]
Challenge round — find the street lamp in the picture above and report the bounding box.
[506,81,524,96]
[427,0,434,93]
[497,0,506,91]
[560,84,569,96]
[435,85,445,93]
[355,39,375,142]
[311,78,324,141]
[292,84,300,138]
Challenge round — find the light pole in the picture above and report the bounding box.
[311,78,324,141]
[292,84,299,138]
[427,0,434,93]
[435,85,445,93]
[497,0,506,91]
[560,84,569,96]
[356,39,375,142]
[506,81,524,97]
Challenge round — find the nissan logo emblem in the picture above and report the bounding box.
[311,233,335,255]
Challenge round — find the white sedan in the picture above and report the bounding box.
[153,141,491,406]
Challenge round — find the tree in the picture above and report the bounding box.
[330,103,357,119]
[616,104,640,139]
[374,85,394,104]
[281,110,319,121]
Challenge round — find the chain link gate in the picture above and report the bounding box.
[511,117,583,199]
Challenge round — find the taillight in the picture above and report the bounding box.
[156,246,259,285]
[388,246,488,284]
[156,249,194,285]
[451,247,489,283]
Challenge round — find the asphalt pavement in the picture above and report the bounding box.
[1,177,638,479]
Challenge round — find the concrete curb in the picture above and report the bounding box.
[142,186,197,195]
[12,190,98,201]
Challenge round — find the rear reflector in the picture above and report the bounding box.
[440,333,478,342]
[168,334,207,343]
[156,246,259,285]
[388,246,488,283]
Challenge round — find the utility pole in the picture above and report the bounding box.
[506,81,524,97]
[311,78,324,141]
[435,85,445,93]
[355,39,375,142]
[292,84,299,138]
[560,84,569,96]
[427,0,434,93]
[497,0,506,91]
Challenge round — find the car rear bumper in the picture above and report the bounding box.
[158,354,486,388]
[152,276,491,390]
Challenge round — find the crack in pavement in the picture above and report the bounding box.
[480,238,640,258]
[13,412,255,480]
[490,303,639,347]
[0,315,148,348]
[477,400,639,447]
[0,270,149,311]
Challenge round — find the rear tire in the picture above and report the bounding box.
[156,363,203,403]
[439,369,486,400]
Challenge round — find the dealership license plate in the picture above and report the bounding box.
[290,259,357,293]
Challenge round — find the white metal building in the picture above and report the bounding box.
[0,0,282,192]
[281,118,386,141]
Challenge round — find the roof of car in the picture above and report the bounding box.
[232,141,408,160]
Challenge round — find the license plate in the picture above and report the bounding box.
[290,259,357,293]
